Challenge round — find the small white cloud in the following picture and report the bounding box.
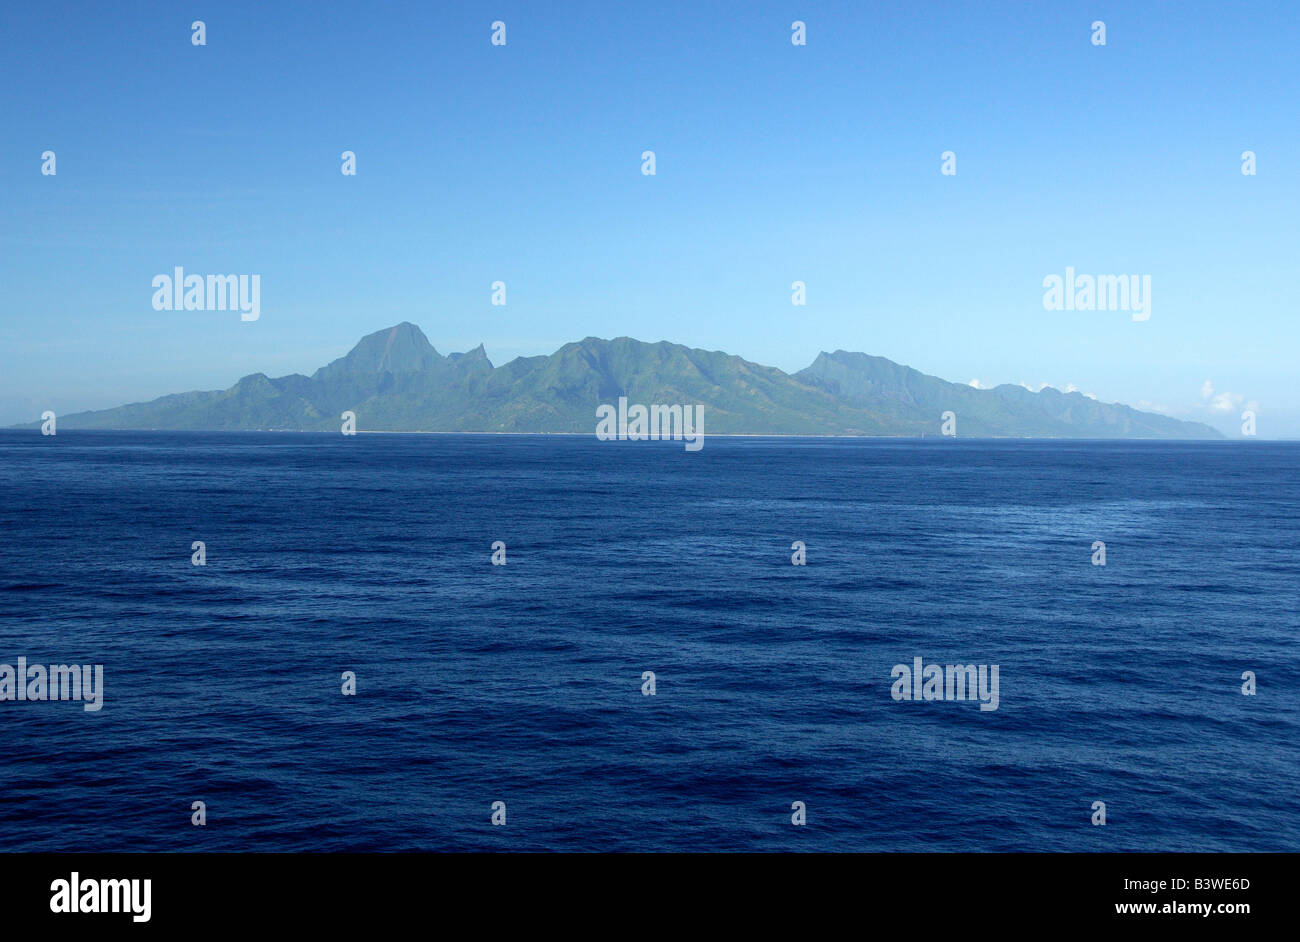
[968,378,988,389]
[1196,381,1256,418]
[1210,391,1243,413]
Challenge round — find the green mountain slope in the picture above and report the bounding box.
[27,322,1222,438]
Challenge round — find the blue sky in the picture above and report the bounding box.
[3,0,1297,435]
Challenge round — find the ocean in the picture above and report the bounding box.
[1,431,1296,852]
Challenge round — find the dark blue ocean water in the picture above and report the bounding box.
[1,431,1296,852]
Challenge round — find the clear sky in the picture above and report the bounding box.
[3,1,1297,435]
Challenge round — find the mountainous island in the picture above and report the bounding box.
[26,322,1220,438]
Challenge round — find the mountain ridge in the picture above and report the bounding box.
[19,322,1222,439]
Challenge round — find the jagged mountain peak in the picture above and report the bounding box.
[446,343,492,367]
[317,322,441,378]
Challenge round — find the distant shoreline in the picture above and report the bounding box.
[1,428,1280,442]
